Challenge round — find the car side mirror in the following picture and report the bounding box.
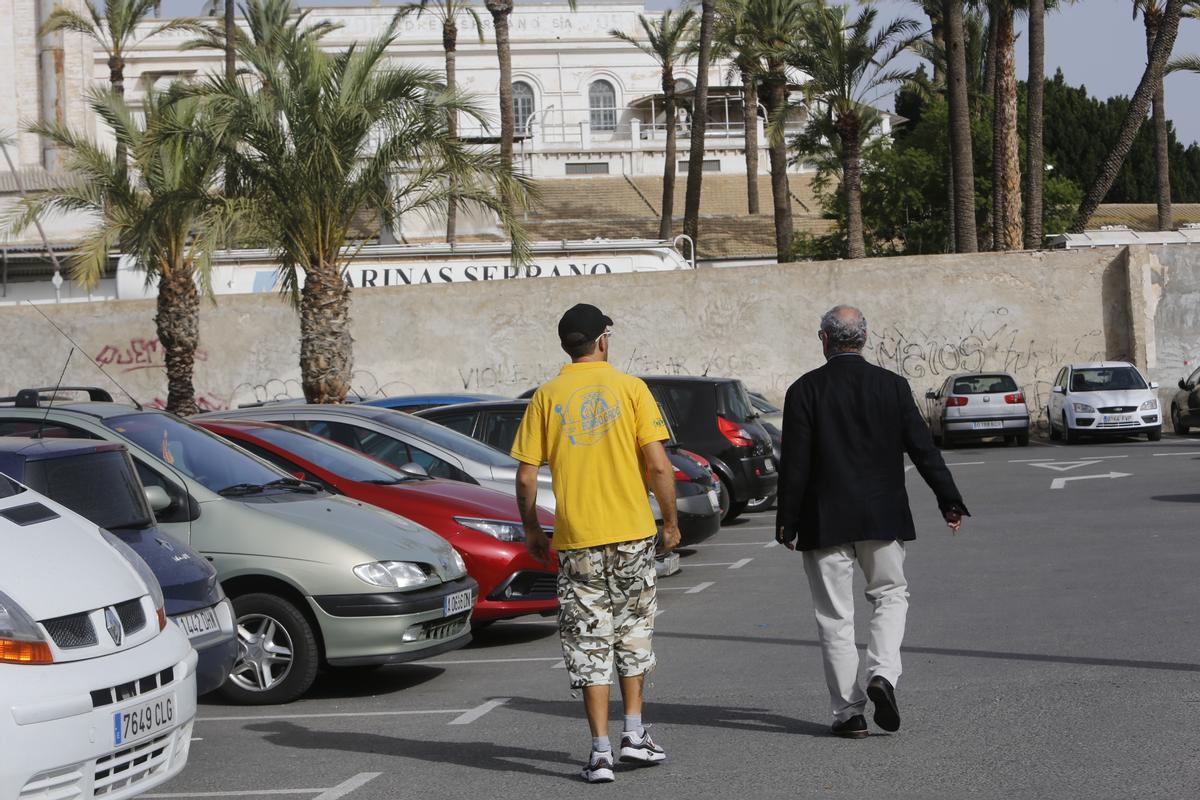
[1149,381,1159,390]
[398,462,429,478]
[1051,386,1064,394]
[144,485,172,513]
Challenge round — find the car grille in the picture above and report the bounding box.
[17,765,83,800]
[1098,406,1137,414]
[94,731,174,797]
[115,599,147,635]
[1098,418,1141,428]
[91,668,175,709]
[42,612,98,649]
[416,612,470,641]
[488,571,558,601]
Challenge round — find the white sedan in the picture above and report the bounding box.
[1047,362,1162,442]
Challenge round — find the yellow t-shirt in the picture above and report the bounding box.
[511,361,668,550]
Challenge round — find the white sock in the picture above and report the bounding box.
[623,714,643,736]
[592,735,611,753]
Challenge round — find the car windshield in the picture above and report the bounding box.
[104,412,285,494]
[371,411,518,467]
[248,425,410,484]
[1071,367,1148,392]
[953,374,1019,395]
[716,381,756,423]
[24,450,152,530]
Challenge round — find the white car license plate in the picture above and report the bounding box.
[443,589,473,616]
[1103,414,1135,424]
[972,421,1004,430]
[763,458,775,472]
[113,694,175,747]
[707,489,720,513]
[172,607,219,641]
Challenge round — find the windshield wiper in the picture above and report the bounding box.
[217,483,266,497]
[362,478,408,485]
[263,478,321,493]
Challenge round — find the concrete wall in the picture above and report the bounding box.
[1142,244,1200,392]
[2,246,1163,421]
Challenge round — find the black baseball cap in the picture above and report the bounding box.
[558,303,613,346]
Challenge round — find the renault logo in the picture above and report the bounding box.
[104,607,123,646]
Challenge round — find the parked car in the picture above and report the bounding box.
[196,418,558,623]
[1168,364,1200,434]
[924,372,1031,447]
[0,438,236,695]
[197,403,561,510]
[745,392,783,513]
[0,388,477,704]
[361,393,507,413]
[1046,362,1162,442]
[416,399,722,544]
[640,376,777,522]
[0,474,197,799]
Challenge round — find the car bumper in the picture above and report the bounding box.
[727,456,779,503]
[944,415,1030,436]
[310,576,477,666]
[479,570,559,621]
[677,489,722,543]
[0,631,198,800]
[1071,413,1161,434]
[171,598,237,697]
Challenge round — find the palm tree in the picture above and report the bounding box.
[6,88,236,415]
[1073,0,1185,232]
[191,20,531,403]
[682,0,716,255]
[611,9,699,239]
[788,4,920,259]
[405,0,485,243]
[1023,0,1045,248]
[988,0,1021,250]
[944,0,979,252]
[38,0,189,169]
[1134,1,1176,231]
[714,0,761,215]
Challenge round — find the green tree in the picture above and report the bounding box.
[611,9,699,239]
[683,0,716,255]
[713,0,762,214]
[191,19,531,403]
[6,88,236,415]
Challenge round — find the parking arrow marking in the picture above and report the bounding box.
[1050,472,1131,490]
[1030,460,1103,472]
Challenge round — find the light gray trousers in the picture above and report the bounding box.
[801,539,908,722]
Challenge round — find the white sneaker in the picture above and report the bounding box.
[619,728,666,764]
[581,749,615,783]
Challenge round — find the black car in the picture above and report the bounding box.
[640,376,778,522]
[416,400,723,544]
[1169,364,1200,434]
[0,437,238,696]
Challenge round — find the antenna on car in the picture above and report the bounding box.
[34,349,72,439]
[23,301,144,411]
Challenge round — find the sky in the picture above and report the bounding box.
[152,0,1200,144]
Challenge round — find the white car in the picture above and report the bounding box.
[1047,361,1162,442]
[0,474,197,799]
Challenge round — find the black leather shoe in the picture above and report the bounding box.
[830,714,869,739]
[867,675,900,732]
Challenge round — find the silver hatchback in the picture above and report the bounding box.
[924,372,1031,447]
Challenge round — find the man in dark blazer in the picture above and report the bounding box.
[775,305,969,739]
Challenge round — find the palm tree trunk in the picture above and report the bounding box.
[109,55,126,171]
[660,70,677,240]
[1073,0,1183,232]
[683,0,714,256]
[1024,0,1045,249]
[930,13,946,87]
[486,1,515,173]
[741,69,760,214]
[990,21,1003,251]
[224,0,236,82]
[299,259,353,404]
[155,263,200,417]
[980,10,997,122]
[1145,14,1173,230]
[944,0,978,253]
[840,117,865,260]
[997,8,1022,249]
[444,18,459,243]
[762,70,793,262]
[947,147,956,250]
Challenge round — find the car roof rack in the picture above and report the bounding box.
[0,387,115,408]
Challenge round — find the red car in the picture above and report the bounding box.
[197,419,558,623]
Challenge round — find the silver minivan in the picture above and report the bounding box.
[924,372,1031,447]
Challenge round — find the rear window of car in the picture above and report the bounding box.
[716,381,756,424]
[1070,367,1148,392]
[952,375,1019,395]
[23,450,152,530]
[371,411,518,467]
[248,426,408,484]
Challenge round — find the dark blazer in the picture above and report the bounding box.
[775,354,968,552]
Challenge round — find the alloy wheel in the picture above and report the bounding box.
[229,613,295,692]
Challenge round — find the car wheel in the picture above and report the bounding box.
[219,593,320,706]
[1048,410,1062,441]
[1147,426,1162,442]
[1171,405,1189,435]
[1063,414,1080,445]
[745,492,775,514]
[714,479,731,519]
[717,477,746,523]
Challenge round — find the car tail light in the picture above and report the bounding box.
[673,467,688,481]
[1005,393,1025,404]
[717,416,753,447]
[945,396,968,407]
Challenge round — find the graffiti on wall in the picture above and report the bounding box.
[95,338,209,373]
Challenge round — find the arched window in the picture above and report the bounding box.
[589,79,617,131]
[673,78,694,94]
[513,81,536,136]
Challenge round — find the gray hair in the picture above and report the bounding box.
[820,305,868,352]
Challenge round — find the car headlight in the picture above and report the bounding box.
[1072,403,1096,414]
[0,590,53,664]
[1140,398,1159,411]
[449,547,467,576]
[102,530,167,630]
[456,517,526,542]
[353,561,430,589]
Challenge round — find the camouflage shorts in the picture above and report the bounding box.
[557,536,657,689]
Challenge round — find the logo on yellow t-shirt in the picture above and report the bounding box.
[554,385,622,445]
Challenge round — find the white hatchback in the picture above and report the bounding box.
[1047,362,1162,442]
[0,474,197,799]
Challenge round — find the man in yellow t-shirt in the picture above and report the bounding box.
[512,303,680,784]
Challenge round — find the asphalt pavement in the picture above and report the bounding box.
[150,434,1200,800]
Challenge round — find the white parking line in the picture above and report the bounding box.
[764,540,779,548]
[945,461,987,467]
[314,774,383,800]
[424,656,562,666]
[729,558,753,569]
[449,698,509,725]
[685,541,770,548]
[1009,458,1053,463]
[682,561,746,568]
[659,583,714,593]
[685,581,715,594]
[145,773,382,799]
[1153,451,1200,456]
[200,708,470,723]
